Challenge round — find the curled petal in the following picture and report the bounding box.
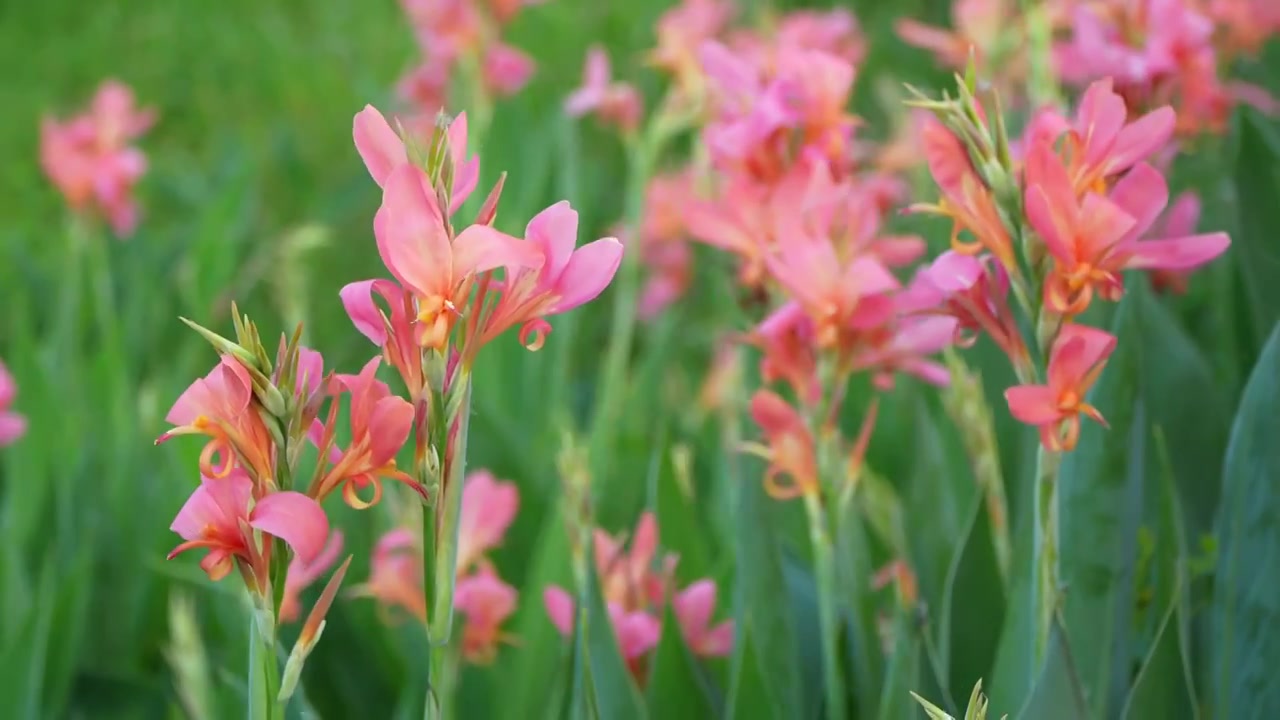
[353,105,407,187]
[518,318,551,351]
[249,491,330,563]
[342,477,384,510]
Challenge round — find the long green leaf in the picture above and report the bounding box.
[1230,113,1280,356]
[646,602,716,719]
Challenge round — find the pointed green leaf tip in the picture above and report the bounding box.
[910,679,1006,720]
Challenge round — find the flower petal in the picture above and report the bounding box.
[339,279,392,346]
[1126,233,1231,271]
[353,105,406,187]
[458,470,520,572]
[379,165,451,297]
[1107,163,1168,242]
[1049,323,1117,389]
[250,491,330,564]
[551,237,623,313]
[673,579,717,635]
[453,224,544,277]
[543,586,576,636]
[1004,385,1062,425]
[367,395,414,466]
[526,201,579,281]
[1109,106,1175,173]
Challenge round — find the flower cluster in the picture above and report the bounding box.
[353,470,520,664]
[906,77,1231,451]
[39,80,155,238]
[543,512,733,681]
[0,359,27,447]
[395,0,539,127]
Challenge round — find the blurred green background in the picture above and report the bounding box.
[4,0,1280,718]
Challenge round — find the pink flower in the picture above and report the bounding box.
[896,0,1008,69]
[901,251,1027,366]
[684,176,777,287]
[454,562,518,664]
[1024,143,1230,316]
[751,303,820,405]
[351,528,427,623]
[698,40,800,179]
[353,105,480,215]
[649,0,735,89]
[157,356,275,484]
[595,512,677,611]
[0,360,27,446]
[456,469,520,573]
[311,357,424,508]
[565,46,643,133]
[281,530,345,623]
[483,42,536,97]
[749,389,818,499]
[542,587,662,665]
[373,162,542,349]
[1146,191,1203,294]
[39,79,155,238]
[168,471,329,591]
[848,315,957,390]
[472,201,623,353]
[1005,324,1117,452]
[397,60,451,119]
[673,580,734,657]
[339,279,426,399]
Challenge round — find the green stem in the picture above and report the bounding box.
[804,492,847,720]
[426,642,459,720]
[248,610,283,720]
[1031,443,1062,667]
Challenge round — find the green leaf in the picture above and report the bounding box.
[645,602,716,720]
[835,491,884,719]
[941,497,1006,710]
[725,626,774,720]
[875,607,920,720]
[1057,294,1147,718]
[1211,321,1280,717]
[1230,112,1280,356]
[580,549,648,720]
[1016,619,1088,720]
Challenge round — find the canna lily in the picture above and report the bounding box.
[470,201,623,353]
[482,41,536,97]
[281,530,345,623]
[751,303,820,406]
[456,469,520,573]
[168,471,329,592]
[353,105,479,215]
[747,389,818,499]
[1024,142,1230,316]
[454,562,519,664]
[350,528,428,623]
[595,512,678,612]
[340,278,426,399]
[374,163,542,350]
[565,45,643,133]
[896,0,1010,70]
[848,315,957,390]
[0,359,27,446]
[543,587,663,671]
[1005,323,1117,451]
[310,357,424,508]
[157,355,275,485]
[673,580,734,657]
[648,0,735,93]
[1145,191,1202,294]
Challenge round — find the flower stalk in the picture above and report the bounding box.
[1031,442,1062,666]
[804,490,847,720]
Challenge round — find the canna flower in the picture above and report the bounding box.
[698,40,800,181]
[483,42,536,97]
[310,357,424,508]
[773,8,866,63]
[353,105,480,215]
[350,528,428,623]
[373,162,542,350]
[397,60,452,120]
[340,278,426,399]
[281,531,345,623]
[1005,323,1116,452]
[748,389,818,499]
[565,45,643,133]
[1145,191,1202,294]
[454,562,518,664]
[648,0,735,93]
[751,303,820,406]
[595,512,677,612]
[1024,143,1231,316]
[157,356,275,484]
[684,175,777,287]
[901,251,1028,368]
[0,360,27,446]
[471,201,623,353]
[456,469,520,573]
[168,471,329,592]
[543,587,663,671]
[39,79,156,238]
[673,580,734,657]
[896,0,1010,70]
[847,315,957,390]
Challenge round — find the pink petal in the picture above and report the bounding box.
[353,105,407,187]
[0,360,14,405]
[0,412,26,445]
[447,113,479,213]
[698,621,735,657]
[630,512,659,574]
[749,389,804,436]
[544,586,576,636]
[296,347,325,397]
[379,165,452,297]
[843,256,900,296]
[1160,192,1201,238]
[249,491,330,563]
[1049,324,1116,388]
[458,470,520,571]
[584,46,612,91]
[895,316,958,354]
[1004,385,1062,425]
[1107,163,1168,242]
[673,579,717,634]
[1109,107,1175,173]
[924,250,985,294]
[1077,79,1128,167]
[1126,233,1231,271]
[526,201,579,280]
[170,473,252,541]
[1024,145,1079,263]
[339,279,392,346]
[1077,194,1138,260]
[610,604,662,659]
[367,395,414,466]
[551,237,623,313]
[453,224,544,277]
[564,87,605,117]
[900,358,951,387]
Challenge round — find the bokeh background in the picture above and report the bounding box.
[4,0,1280,718]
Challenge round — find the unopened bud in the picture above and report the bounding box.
[180,318,259,369]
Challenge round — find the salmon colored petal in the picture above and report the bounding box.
[543,586,576,636]
[1109,106,1175,173]
[453,224,544,277]
[552,237,623,313]
[367,396,414,466]
[1077,194,1138,259]
[921,118,972,199]
[379,164,451,297]
[250,491,330,564]
[447,112,479,212]
[458,471,520,571]
[843,256,900,296]
[353,105,406,188]
[1126,233,1231,272]
[525,200,579,279]
[673,579,717,634]
[1161,192,1201,238]
[698,621,735,657]
[749,389,804,436]
[340,279,393,346]
[1107,163,1168,242]
[1004,385,1062,425]
[1049,324,1116,389]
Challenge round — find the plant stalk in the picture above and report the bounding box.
[804,492,847,720]
[248,609,283,720]
[1031,443,1062,667]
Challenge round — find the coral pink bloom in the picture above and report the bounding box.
[673,580,734,657]
[595,512,677,611]
[353,105,479,214]
[281,530,345,623]
[351,528,428,623]
[1005,324,1117,452]
[764,234,900,349]
[1025,143,1230,316]
[312,357,423,508]
[0,360,27,446]
[542,587,662,666]
[1146,191,1202,294]
[774,48,858,164]
[685,177,776,287]
[565,46,643,133]
[376,163,542,349]
[649,0,734,88]
[752,303,820,405]
[775,8,866,63]
[1044,78,1175,196]
[749,389,818,499]
[340,278,426,399]
[158,356,275,484]
[473,201,623,352]
[397,59,451,119]
[454,562,518,664]
[456,469,520,573]
[896,0,1008,69]
[168,471,329,590]
[901,251,1027,366]
[630,176,695,320]
[698,40,800,179]
[40,80,156,238]
[849,315,957,390]
[483,42,536,97]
